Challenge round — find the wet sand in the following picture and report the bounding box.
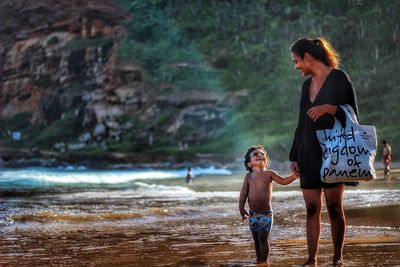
[1,169,400,266]
[0,208,399,267]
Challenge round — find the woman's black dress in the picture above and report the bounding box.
[289,69,359,189]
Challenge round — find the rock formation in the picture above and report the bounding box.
[0,0,229,153]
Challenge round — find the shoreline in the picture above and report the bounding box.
[0,147,237,170]
[1,148,399,174]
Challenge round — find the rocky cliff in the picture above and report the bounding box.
[0,0,230,158]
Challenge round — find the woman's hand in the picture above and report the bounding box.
[290,162,300,177]
[307,104,337,122]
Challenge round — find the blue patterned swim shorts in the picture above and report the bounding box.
[249,210,273,232]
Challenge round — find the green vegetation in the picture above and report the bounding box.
[0,111,81,149]
[29,112,80,148]
[64,37,113,51]
[47,36,59,45]
[154,107,180,128]
[115,0,221,92]
[0,112,32,131]
[65,80,97,93]
[112,0,399,160]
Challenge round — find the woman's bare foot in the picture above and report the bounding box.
[333,259,343,266]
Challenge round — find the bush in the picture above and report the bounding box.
[64,37,113,51]
[114,0,221,92]
[0,112,32,132]
[29,112,81,148]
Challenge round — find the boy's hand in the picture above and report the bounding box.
[290,162,300,177]
[240,210,249,222]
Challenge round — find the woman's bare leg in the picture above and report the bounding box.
[324,184,345,264]
[302,189,323,266]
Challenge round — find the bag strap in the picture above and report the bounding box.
[340,104,358,126]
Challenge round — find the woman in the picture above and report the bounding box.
[289,37,358,266]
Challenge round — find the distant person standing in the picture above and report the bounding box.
[185,167,193,184]
[382,140,392,180]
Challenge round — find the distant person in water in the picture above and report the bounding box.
[382,140,392,180]
[239,145,299,264]
[185,167,193,184]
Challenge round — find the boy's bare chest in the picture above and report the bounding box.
[248,174,272,188]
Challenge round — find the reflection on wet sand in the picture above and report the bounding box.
[1,211,399,267]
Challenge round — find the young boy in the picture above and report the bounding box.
[239,145,299,264]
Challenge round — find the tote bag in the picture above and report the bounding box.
[316,105,377,183]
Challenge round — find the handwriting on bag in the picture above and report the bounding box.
[320,126,374,179]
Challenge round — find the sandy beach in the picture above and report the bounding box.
[1,205,399,266]
[0,167,399,267]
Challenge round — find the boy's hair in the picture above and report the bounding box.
[244,145,269,172]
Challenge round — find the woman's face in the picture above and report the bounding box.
[291,52,310,76]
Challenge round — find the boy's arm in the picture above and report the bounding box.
[270,170,299,185]
[239,174,250,221]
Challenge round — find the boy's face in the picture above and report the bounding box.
[248,149,268,170]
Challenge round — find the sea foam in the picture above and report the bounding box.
[0,166,232,189]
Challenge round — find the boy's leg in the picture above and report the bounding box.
[258,230,270,262]
[324,184,345,264]
[301,189,323,266]
[251,231,261,262]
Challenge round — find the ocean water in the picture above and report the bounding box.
[1,167,400,266]
[0,166,234,226]
[1,167,399,230]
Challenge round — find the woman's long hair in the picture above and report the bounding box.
[290,37,340,68]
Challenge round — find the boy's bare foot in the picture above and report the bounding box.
[255,259,269,266]
[300,259,317,266]
[332,259,343,266]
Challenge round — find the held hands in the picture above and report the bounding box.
[290,162,300,177]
